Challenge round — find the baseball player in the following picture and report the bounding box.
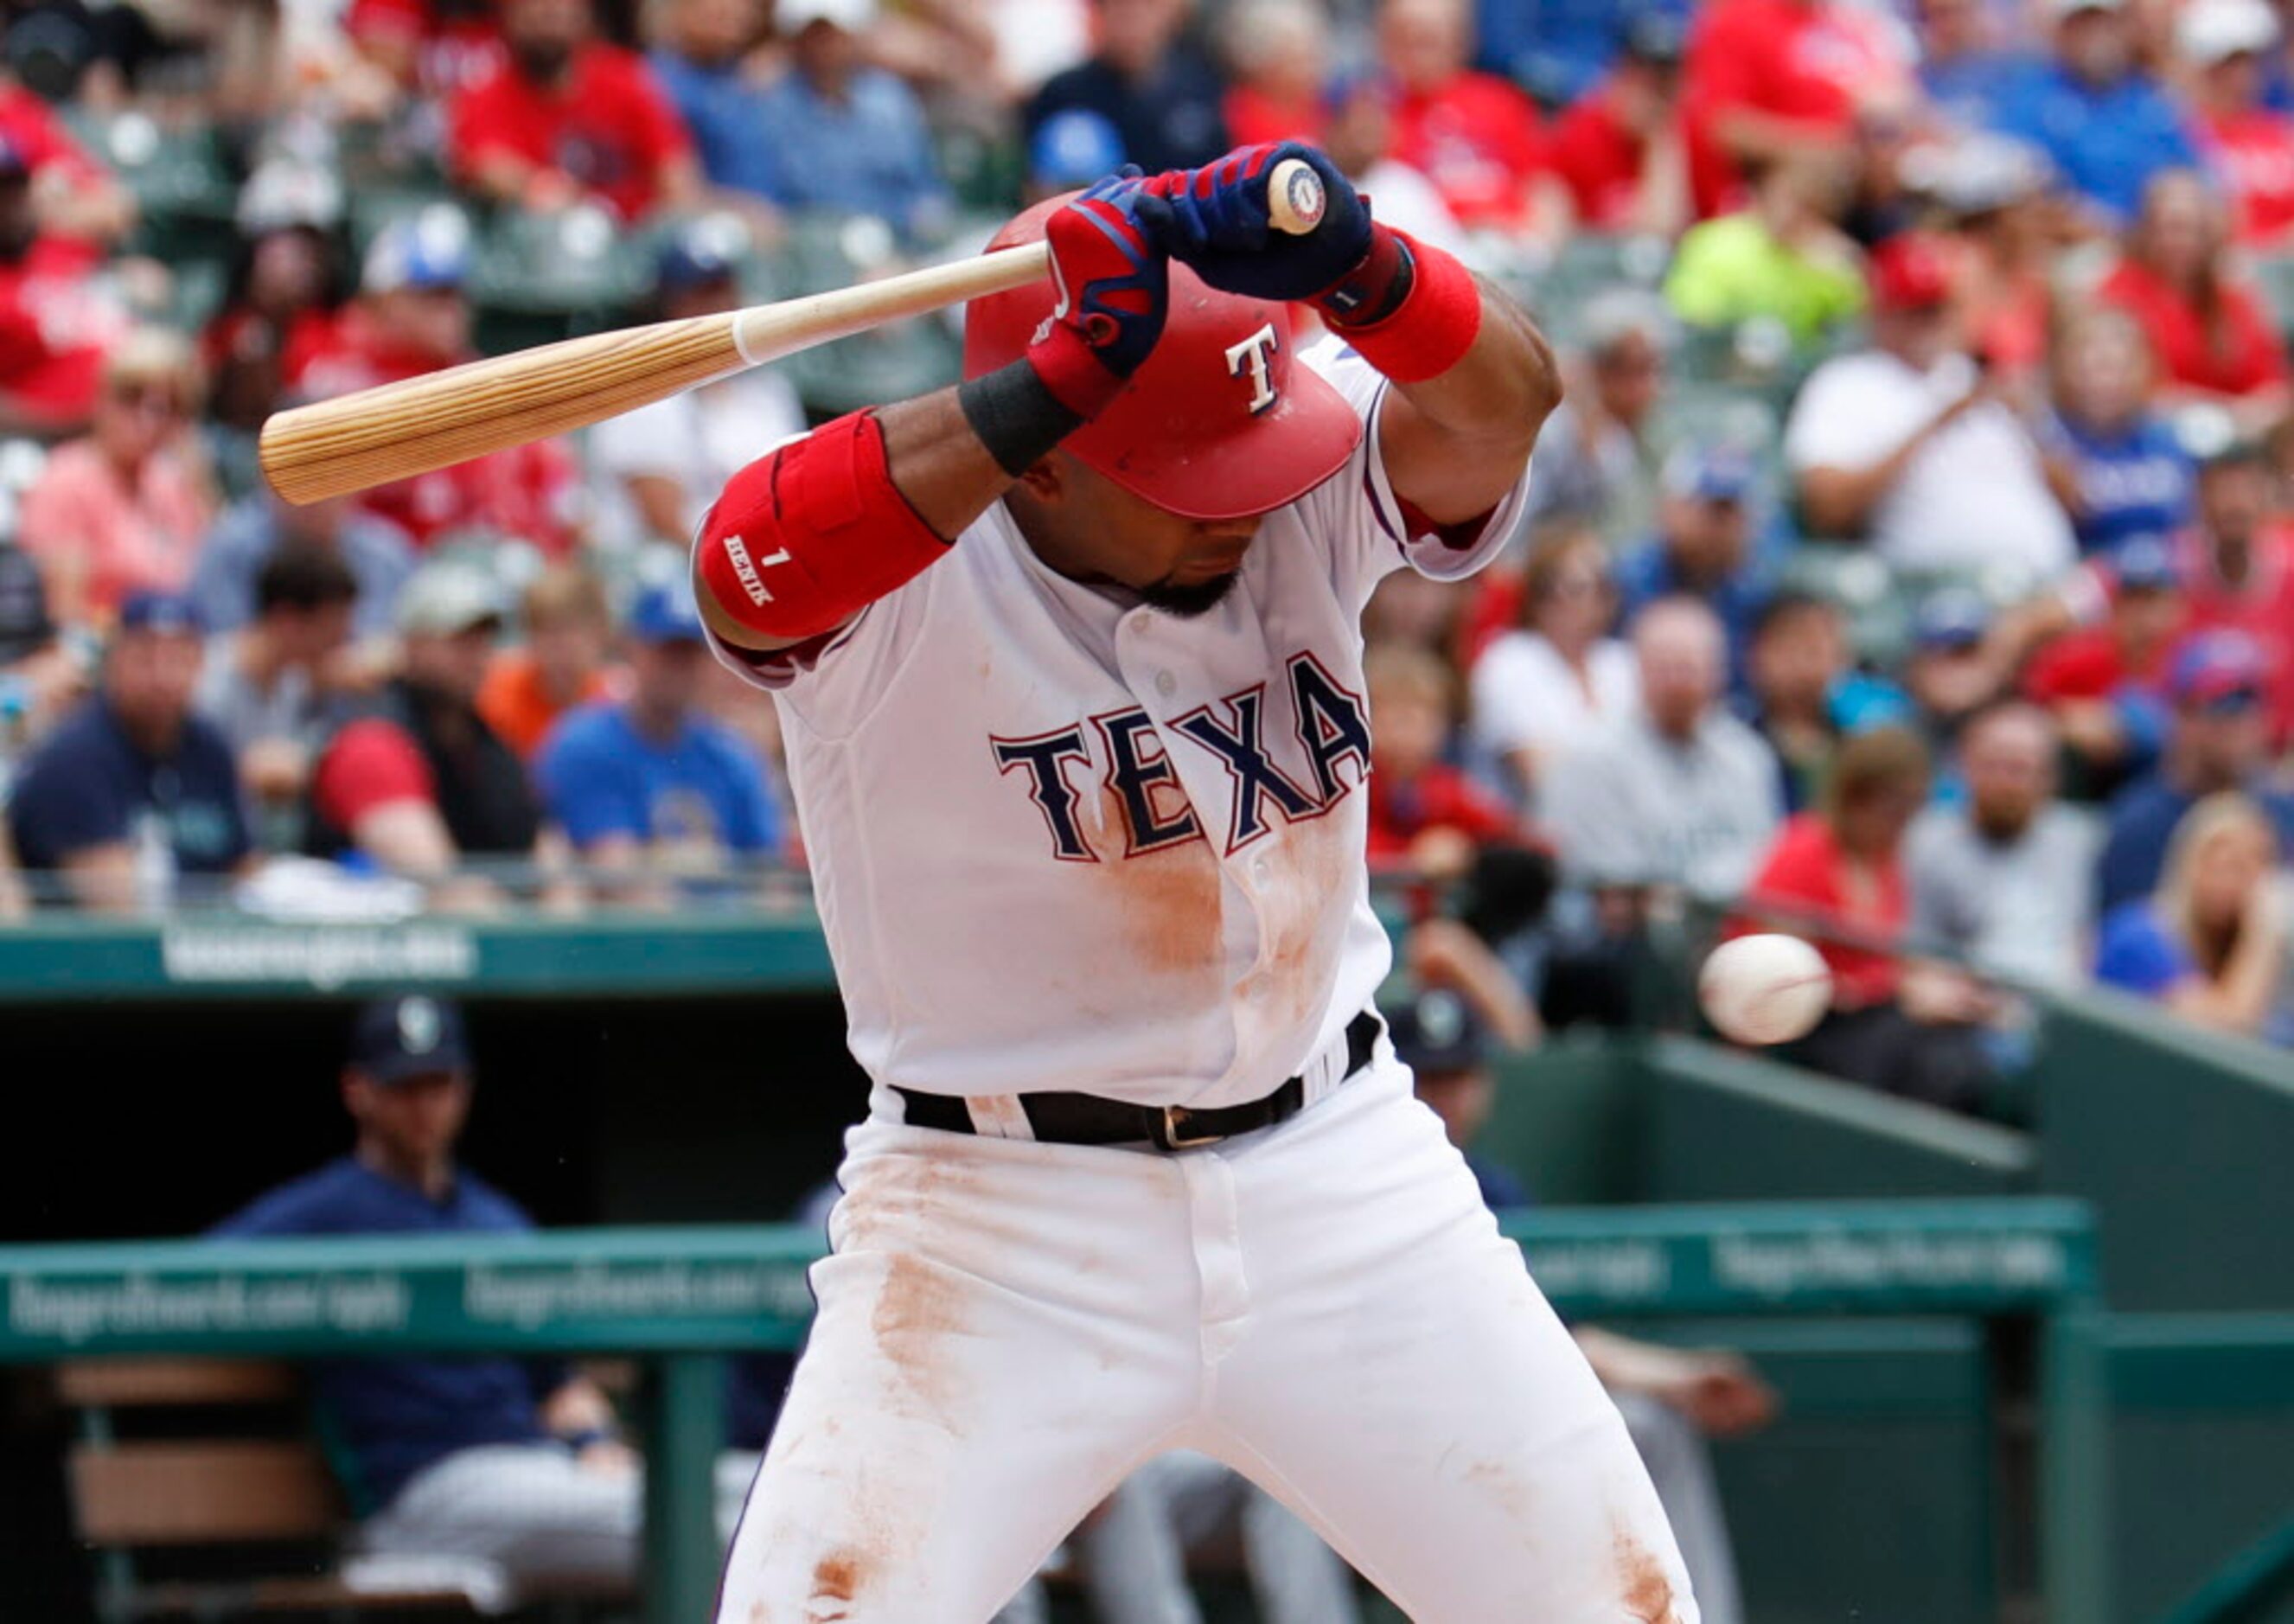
[693,143,1697,1621]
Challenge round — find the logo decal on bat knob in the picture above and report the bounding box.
[1281,166,1326,231]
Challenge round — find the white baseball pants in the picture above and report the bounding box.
[713,1055,1697,1623]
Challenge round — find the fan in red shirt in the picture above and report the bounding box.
[2181,0,2294,244]
[2172,444,2294,741]
[1363,644,1518,879]
[1548,13,1690,234]
[450,0,700,221]
[289,210,578,553]
[1376,0,1556,235]
[1736,726,1999,1113]
[346,0,506,106]
[1220,0,1327,150]
[0,138,131,435]
[1682,0,1919,218]
[0,81,133,248]
[2099,169,2289,420]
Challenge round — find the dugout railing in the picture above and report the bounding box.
[0,1199,2105,1624]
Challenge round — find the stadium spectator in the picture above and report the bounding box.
[210,995,757,1595]
[2179,0,2294,245]
[2094,791,2291,1042]
[1547,10,1690,237]
[1739,592,1910,813]
[1217,0,1326,150]
[1907,701,2099,988]
[6,591,249,911]
[195,543,361,815]
[344,0,509,112]
[0,131,129,437]
[1386,987,1773,1624]
[2172,442,2294,741]
[1320,71,1469,254]
[1469,527,1637,809]
[1917,0,2038,131]
[1025,0,1230,176]
[448,0,700,221]
[1614,443,1768,694]
[1521,288,1671,540]
[1074,1449,1363,1624]
[476,564,617,762]
[2038,307,2195,555]
[292,210,579,554]
[17,328,215,628]
[1364,643,1516,885]
[749,0,949,242]
[1902,590,2006,759]
[649,0,789,208]
[1663,150,1867,346]
[1543,598,1782,898]
[587,223,807,554]
[1990,0,2198,227]
[305,562,541,900]
[2022,534,2183,796]
[1929,133,2059,390]
[1377,0,1558,237]
[0,540,80,792]
[2095,630,2294,911]
[1741,726,2002,1113]
[1786,234,2075,579]
[0,76,133,246]
[2097,169,2290,425]
[191,492,417,643]
[202,163,349,462]
[535,585,781,897]
[1681,0,1917,219]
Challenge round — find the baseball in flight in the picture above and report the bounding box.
[1699,934,1834,1046]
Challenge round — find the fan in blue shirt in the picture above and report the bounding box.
[1987,3,2197,224]
[6,592,250,909]
[746,3,948,240]
[2042,307,2194,553]
[536,585,780,887]
[1614,442,1773,700]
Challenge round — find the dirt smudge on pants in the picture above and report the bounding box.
[1615,1526,1683,1623]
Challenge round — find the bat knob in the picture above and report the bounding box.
[1268,159,1326,236]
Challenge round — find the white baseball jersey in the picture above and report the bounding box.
[709,338,1530,1109]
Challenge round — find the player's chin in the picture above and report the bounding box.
[1138,570,1241,619]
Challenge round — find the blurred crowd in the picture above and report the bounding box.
[0,0,2289,1071]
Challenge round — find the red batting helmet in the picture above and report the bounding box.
[963,194,1363,521]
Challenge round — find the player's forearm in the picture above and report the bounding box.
[880,385,1032,540]
[1381,277,1559,451]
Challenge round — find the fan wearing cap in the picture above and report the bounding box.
[1990,0,2198,227]
[2181,0,2294,244]
[2096,629,2294,912]
[16,328,215,629]
[2021,534,2186,792]
[534,584,779,900]
[694,150,1707,1624]
[292,209,579,555]
[304,561,540,900]
[1616,441,1771,693]
[5,591,250,911]
[210,995,761,1592]
[1785,233,2075,579]
[587,222,806,554]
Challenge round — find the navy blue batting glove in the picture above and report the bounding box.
[1133,143,1373,304]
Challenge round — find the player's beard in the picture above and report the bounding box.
[1138,570,1240,619]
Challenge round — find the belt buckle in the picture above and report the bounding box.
[1152,1105,1224,1152]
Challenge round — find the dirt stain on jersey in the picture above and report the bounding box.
[1236,814,1352,1026]
[1615,1527,1683,1623]
[1101,832,1224,981]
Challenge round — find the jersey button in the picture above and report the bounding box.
[1155,670,1177,697]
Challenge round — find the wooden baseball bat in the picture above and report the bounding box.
[259,158,1329,506]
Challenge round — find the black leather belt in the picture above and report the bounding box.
[894,1011,1383,1152]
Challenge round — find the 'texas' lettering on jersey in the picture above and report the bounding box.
[992,652,1370,862]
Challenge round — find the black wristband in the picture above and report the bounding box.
[1316,227,1416,329]
[958,360,1086,477]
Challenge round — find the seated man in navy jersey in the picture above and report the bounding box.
[211,994,751,1597]
[1386,986,1776,1624]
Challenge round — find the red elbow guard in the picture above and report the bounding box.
[695,411,952,643]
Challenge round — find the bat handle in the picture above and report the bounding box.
[1266,157,1327,237]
